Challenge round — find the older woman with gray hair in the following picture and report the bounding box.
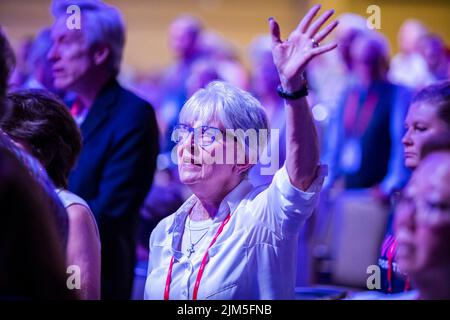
[145,5,338,300]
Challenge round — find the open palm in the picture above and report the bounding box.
[270,5,339,91]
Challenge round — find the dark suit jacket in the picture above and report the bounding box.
[334,81,398,189]
[68,79,159,299]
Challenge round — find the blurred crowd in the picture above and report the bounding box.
[1,0,449,300]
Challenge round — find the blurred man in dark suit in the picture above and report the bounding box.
[48,0,159,299]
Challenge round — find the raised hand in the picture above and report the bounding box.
[269,4,338,92]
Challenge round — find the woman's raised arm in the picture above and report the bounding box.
[269,5,338,190]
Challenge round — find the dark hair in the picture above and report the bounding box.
[0,148,77,299]
[412,80,450,127]
[421,135,450,159]
[0,27,16,119]
[1,90,82,188]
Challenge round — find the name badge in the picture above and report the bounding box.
[340,138,362,174]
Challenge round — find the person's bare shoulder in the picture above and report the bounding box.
[67,204,99,241]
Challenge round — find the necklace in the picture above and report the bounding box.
[186,217,209,258]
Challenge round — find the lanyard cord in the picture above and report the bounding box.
[164,212,232,300]
[385,236,412,293]
[387,238,397,293]
[343,89,379,138]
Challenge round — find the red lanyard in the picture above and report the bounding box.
[164,212,232,300]
[387,238,397,293]
[386,236,411,293]
[343,89,379,138]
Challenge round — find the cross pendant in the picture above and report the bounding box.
[187,244,195,258]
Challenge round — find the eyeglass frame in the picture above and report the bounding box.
[171,123,228,147]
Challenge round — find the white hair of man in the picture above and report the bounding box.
[51,0,125,77]
[179,81,270,170]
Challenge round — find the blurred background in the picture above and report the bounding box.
[2,0,449,71]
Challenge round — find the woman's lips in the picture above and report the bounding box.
[52,67,65,76]
[404,152,416,158]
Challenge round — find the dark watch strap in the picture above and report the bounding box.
[277,84,308,100]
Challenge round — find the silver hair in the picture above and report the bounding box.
[179,81,270,169]
[51,0,125,76]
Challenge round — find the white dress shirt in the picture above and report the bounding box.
[144,164,326,300]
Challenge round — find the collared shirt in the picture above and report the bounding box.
[69,98,90,126]
[144,164,327,300]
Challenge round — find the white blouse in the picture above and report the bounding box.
[144,165,326,300]
[55,189,100,241]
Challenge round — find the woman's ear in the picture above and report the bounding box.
[93,45,110,66]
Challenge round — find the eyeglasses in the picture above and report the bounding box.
[395,191,450,224]
[171,124,224,147]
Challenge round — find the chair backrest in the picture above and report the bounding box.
[329,189,389,288]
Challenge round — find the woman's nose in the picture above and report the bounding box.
[47,43,58,62]
[402,128,413,147]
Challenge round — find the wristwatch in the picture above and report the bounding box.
[276,76,308,100]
